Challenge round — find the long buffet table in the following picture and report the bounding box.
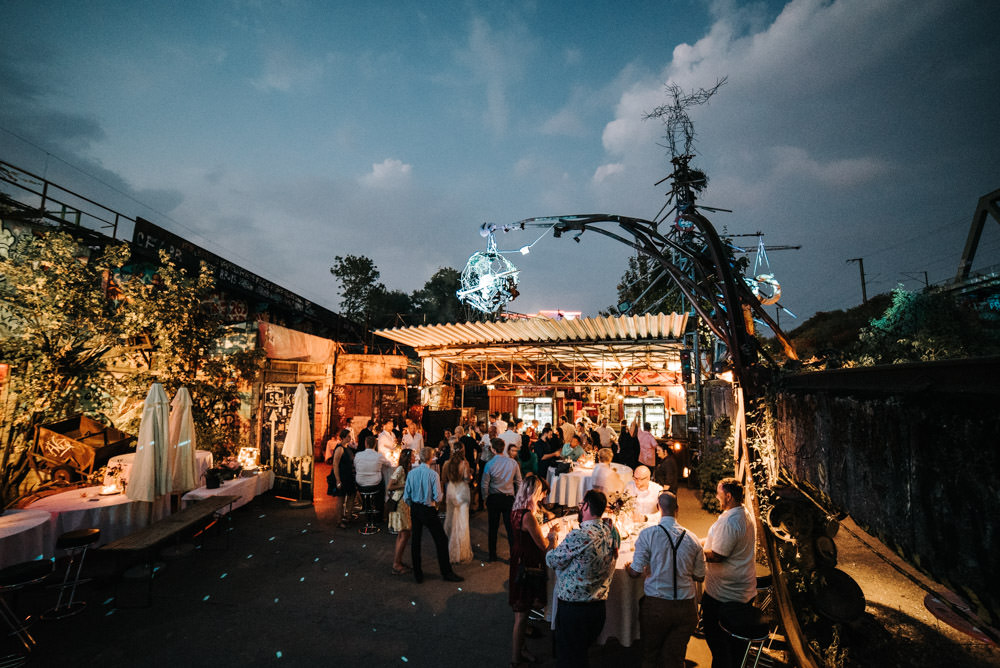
[181,471,274,512]
[6,470,275,565]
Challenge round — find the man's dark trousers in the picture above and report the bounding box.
[410,502,452,579]
[486,493,514,560]
[554,599,606,668]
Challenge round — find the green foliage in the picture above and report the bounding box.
[695,415,735,513]
[411,267,466,324]
[780,294,891,363]
[855,287,1000,365]
[0,229,263,502]
[603,253,686,316]
[331,255,470,328]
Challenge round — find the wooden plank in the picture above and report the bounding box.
[101,496,239,551]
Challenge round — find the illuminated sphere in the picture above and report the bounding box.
[457,251,520,313]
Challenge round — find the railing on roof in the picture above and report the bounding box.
[0,159,134,239]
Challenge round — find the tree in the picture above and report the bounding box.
[854,287,1000,365]
[330,254,382,317]
[411,267,466,324]
[0,228,263,503]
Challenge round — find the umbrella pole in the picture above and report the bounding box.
[289,457,312,508]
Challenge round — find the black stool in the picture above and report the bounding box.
[357,486,381,535]
[0,560,53,652]
[718,602,776,668]
[42,528,100,620]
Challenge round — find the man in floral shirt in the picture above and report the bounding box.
[545,489,620,667]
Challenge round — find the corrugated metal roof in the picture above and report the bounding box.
[376,313,688,350]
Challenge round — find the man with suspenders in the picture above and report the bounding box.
[627,491,706,668]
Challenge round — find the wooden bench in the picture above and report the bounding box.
[100,496,239,606]
[101,495,239,552]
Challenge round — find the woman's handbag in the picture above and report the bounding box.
[514,563,547,587]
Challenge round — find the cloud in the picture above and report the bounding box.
[593,163,624,184]
[360,159,413,188]
[251,49,326,92]
[455,16,533,135]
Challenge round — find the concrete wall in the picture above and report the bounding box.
[772,357,1000,626]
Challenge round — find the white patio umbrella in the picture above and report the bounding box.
[280,383,313,506]
[168,387,199,492]
[126,383,171,514]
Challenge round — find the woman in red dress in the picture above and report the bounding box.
[509,475,557,666]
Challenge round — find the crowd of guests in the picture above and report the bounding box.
[324,412,748,668]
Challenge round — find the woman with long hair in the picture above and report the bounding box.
[443,444,473,564]
[509,474,557,666]
[388,448,414,575]
[326,428,356,529]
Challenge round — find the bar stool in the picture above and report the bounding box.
[0,560,53,652]
[357,486,381,535]
[42,528,101,620]
[718,602,776,668]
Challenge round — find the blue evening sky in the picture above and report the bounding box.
[2,0,998,328]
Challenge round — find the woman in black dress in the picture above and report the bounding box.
[327,428,356,529]
[509,475,557,666]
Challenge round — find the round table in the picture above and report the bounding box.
[0,509,53,569]
[26,486,150,548]
[543,514,654,648]
[547,463,633,506]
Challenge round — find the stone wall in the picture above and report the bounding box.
[772,357,1000,625]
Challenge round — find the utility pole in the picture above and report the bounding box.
[847,257,868,304]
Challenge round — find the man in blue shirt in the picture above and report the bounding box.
[403,447,464,584]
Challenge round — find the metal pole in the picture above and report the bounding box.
[847,257,868,304]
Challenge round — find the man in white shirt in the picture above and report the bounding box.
[595,417,618,450]
[701,477,757,668]
[354,435,392,518]
[558,416,576,444]
[499,421,521,456]
[490,412,507,435]
[627,491,706,668]
[625,465,663,519]
[376,419,397,458]
[401,418,424,451]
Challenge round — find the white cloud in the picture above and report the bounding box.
[360,158,412,188]
[455,16,533,135]
[251,49,325,92]
[593,163,624,184]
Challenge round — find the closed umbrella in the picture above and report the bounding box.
[127,383,171,507]
[281,383,313,506]
[168,387,199,492]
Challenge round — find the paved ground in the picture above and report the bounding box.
[5,470,997,667]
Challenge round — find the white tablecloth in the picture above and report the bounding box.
[26,486,151,549]
[105,450,214,488]
[547,463,633,506]
[0,509,53,569]
[544,516,652,648]
[181,471,274,512]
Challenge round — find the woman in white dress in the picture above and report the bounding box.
[443,444,473,564]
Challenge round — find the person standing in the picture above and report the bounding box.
[701,477,757,668]
[509,475,557,666]
[616,418,640,469]
[545,490,619,668]
[326,428,356,530]
[653,443,680,492]
[499,420,521,456]
[481,438,522,562]
[401,417,424,451]
[637,421,657,468]
[443,445,473,564]
[357,419,375,455]
[402,447,464,584]
[377,419,398,458]
[596,417,618,452]
[626,492,706,668]
[388,449,414,575]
